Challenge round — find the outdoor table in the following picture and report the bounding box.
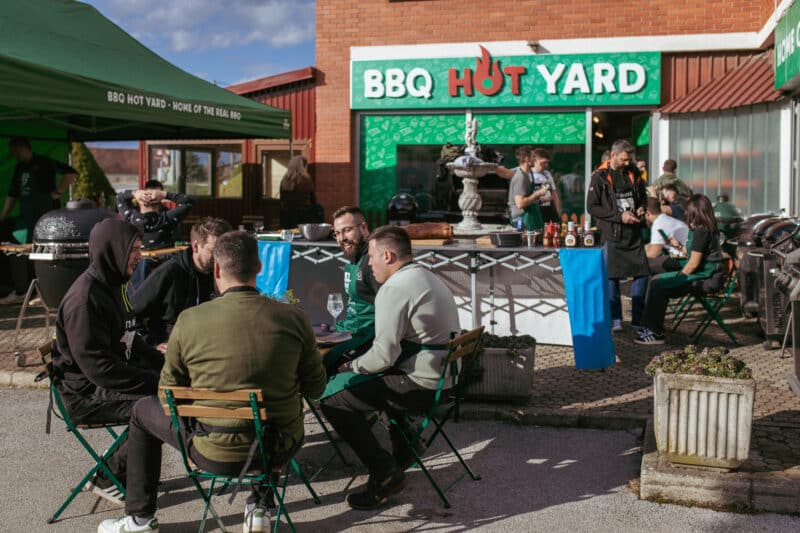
[257,239,615,370]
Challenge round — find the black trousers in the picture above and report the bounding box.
[125,395,297,518]
[59,382,149,484]
[319,374,437,479]
[641,278,692,333]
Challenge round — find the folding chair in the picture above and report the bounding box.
[671,263,739,345]
[387,326,484,508]
[36,342,128,524]
[160,386,320,533]
[302,396,350,471]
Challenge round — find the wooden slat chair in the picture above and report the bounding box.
[671,260,739,345]
[387,327,484,508]
[36,342,128,524]
[159,386,319,533]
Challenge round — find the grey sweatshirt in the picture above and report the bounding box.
[351,262,460,389]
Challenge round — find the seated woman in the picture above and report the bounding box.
[279,155,324,228]
[635,194,725,345]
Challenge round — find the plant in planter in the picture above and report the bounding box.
[461,333,536,404]
[646,345,755,469]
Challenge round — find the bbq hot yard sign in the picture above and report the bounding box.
[351,46,660,109]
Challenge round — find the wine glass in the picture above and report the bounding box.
[326,292,344,330]
[280,229,295,242]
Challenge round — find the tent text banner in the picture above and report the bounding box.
[351,47,661,110]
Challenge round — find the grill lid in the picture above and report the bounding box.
[33,199,115,243]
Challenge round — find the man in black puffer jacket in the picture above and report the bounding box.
[54,218,163,503]
[131,217,231,345]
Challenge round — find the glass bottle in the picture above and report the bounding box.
[564,221,578,248]
[582,220,595,247]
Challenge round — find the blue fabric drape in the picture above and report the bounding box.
[255,241,291,299]
[558,245,615,370]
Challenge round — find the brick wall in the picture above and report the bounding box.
[315,0,776,212]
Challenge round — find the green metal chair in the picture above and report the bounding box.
[36,342,128,524]
[302,396,350,472]
[387,327,484,508]
[160,386,319,533]
[671,265,739,345]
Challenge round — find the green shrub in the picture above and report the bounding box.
[645,345,752,380]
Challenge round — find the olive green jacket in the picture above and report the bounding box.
[160,288,326,463]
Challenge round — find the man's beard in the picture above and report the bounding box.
[197,257,214,274]
[340,235,365,261]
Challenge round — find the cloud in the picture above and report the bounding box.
[91,0,315,52]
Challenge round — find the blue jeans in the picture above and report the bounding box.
[609,277,648,325]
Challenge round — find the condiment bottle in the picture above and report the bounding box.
[552,223,561,248]
[542,224,551,248]
[560,222,567,239]
[564,221,578,248]
[582,220,595,247]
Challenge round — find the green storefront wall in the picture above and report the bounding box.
[358,111,586,218]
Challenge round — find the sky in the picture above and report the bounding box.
[81,0,316,87]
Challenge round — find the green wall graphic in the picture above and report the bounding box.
[359,112,585,216]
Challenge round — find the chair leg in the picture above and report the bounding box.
[193,476,225,533]
[431,419,481,481]
[390,419,451,508]
[305,399,349,466]
[693,297,738,344]
[47,427,129,523]
[272,470,297,533]
[290,458,320,504]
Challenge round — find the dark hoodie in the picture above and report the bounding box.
[54,218,161,395]
[131,247,216,344]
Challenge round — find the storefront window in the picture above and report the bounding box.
[217,150,242,198]
[185,150,211,197]
[148,147,180,192]
[668,104,782,214]
[147,144,243,198]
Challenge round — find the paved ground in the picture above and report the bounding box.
[2,289,800,475]
[3,388,800,532]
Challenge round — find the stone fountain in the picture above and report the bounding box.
[447,117,497,233]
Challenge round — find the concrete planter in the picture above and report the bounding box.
[653,369,756,469]
[463,346,535,404]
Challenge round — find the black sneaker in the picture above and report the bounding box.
[346,468,407,510]
[634,327,665,345]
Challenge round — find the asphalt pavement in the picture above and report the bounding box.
[2,388,799,532]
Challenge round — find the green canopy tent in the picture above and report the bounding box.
[0,0,291,142]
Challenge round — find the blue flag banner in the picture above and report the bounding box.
[558,245,615,370]
[256,241,291,299]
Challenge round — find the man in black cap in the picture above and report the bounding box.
[53,218,162,504]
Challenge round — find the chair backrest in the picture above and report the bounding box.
[439,327,484,393]
[157,386,266,420]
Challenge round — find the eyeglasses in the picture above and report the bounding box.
[333,226,356,238]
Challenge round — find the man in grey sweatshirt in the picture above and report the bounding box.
[321,225,460,510]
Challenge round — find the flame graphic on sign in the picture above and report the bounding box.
[474,45,504,96]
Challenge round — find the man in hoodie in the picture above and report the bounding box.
[53,218,163,503]
[131,217,232,346]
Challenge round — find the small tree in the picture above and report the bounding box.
[70,142,117,208]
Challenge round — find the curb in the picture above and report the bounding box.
[0,369,47,389]
[639,418,800,514]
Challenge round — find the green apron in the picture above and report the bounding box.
[650,231,721,290]
[511,176,544,230]
[326,256,377,371]
[335,256,375,334]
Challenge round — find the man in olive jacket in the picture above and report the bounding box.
[587,139,649,333]
[98,231,326,533]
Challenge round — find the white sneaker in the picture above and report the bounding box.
[97,515,158,533]
[612,319,623,332]
[243,503,270,533]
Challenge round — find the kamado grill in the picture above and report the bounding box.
[12,200,114,365]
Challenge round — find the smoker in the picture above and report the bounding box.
[29,200,114,308]
[753,222,800,349]
[736,215,786,319]
[769,230,800,398]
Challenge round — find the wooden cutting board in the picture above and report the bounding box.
[411,238,453,246]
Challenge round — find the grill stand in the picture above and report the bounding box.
[14,278,54,367]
